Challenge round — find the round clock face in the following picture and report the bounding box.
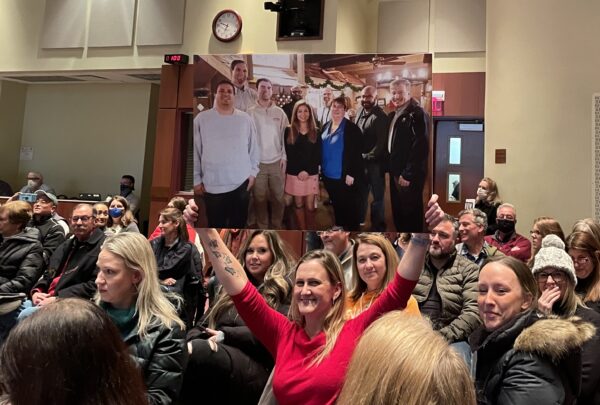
[212,10,242,42]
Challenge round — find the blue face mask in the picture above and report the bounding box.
[109,208,124,218]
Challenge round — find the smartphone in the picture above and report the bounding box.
[18,193,37,203]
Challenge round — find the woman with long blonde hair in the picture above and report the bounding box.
[475,177,501,235]
[337,312,475,405]
[182,229,295,405]
[197,195,444,404]
[345,233,420,319]
[95,232,186,405]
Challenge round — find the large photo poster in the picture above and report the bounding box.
[193,53,432,232]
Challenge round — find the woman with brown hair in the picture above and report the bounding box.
[471,254,594,404]
[182,229,295,405]
[527,216,565,268]
[320,96,364,230]
[196,195,443,404]
[0,298,147,405]
[106,195,139,234]
[566,231,600,313]
[337,312,475,405]
[475,177,501,235]
[284,100,321,230]
[345,233,420,319]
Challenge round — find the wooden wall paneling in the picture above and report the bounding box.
[177,64,194,109]
[158,65,180,109]
[432,72,485,117]
[151,108,177,187]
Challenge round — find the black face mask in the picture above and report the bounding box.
[497,219,516,234]
[120,185,132,197]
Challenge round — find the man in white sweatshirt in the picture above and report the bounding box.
[247,78,289,229]
[193,79,260,228]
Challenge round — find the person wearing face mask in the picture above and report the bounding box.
[484,203,531,262]
[105,195,139,235]
[19,171,56,195]
[475,177,502,235]
[118,175,140,216]
[181,230,295,405]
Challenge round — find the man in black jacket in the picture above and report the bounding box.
[29,190,65,267]
[387,78,429,232]
[355,85,390,231]
[23,204,105,314]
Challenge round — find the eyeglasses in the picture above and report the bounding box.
[71,216,93,223]
[317,226,344,236]
[571,256,591,266]
[536,271,566,283]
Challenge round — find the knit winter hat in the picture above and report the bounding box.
[532,234,577,285]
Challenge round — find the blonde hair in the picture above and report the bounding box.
[95,233,184,336]
[349,233,398,302]
[289,249,345,366]
[0,201,31,231]
[337,312,476,405]
[207,230,295,329]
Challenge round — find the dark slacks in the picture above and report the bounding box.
[389,176,424,232]
[323,176,360,231]
[204,180,250,228]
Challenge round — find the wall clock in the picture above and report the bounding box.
[212,9,242,42]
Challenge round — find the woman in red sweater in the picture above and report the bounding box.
[197,195,443,405]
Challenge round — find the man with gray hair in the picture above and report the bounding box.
[412,214,480,364]
[387,78,429,231]
[484,202,531,262]
[455,208,503,267]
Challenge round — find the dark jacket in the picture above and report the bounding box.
[321,118,365,182]
[32,228,105,299]
[284,127,322,176]
[412,252,481,342]
[30,214,66,266]
[470,311,593,405]
[124,322,187,405]
[386,98,429,185]
[355,105,390,162]
[151,237,194,295]
[0,228,44,293]
[476,200,501,235]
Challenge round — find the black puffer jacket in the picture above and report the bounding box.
[124,322,187,405]
[29,215,65,266]
[470,311,594,405]
[151,237,193,295]
[0,228,44,293]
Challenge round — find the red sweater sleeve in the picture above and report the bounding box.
[352,272,418,331]
[231,281,291,357]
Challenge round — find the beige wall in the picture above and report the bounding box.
[486,0,600,233]
[19,83,155,199]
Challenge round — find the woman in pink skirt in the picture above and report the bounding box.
[284,100,321,230]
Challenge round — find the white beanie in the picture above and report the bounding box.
[532,234,577,285]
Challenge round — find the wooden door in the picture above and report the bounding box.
[433,119,484,217]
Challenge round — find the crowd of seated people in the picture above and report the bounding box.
[2,179,600,404]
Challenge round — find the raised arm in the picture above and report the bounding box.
[396,194,443,281]
[197,228,248,296]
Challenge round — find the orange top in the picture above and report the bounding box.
[344,290,421,320]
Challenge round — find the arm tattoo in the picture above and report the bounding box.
[223,256,232,264]
[224,266,236,276]
[209,239,218,249]
[212,251,222,259]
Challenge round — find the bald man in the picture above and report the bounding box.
[355,86,390,231]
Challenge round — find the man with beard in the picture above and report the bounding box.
[29,191,65,267]
[247,78,289,229]
[484,203,531,262]
[355,85,390,231]
[282,84,304,121]
[412,214,480,364]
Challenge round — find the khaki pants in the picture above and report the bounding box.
[253,161,285,229]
